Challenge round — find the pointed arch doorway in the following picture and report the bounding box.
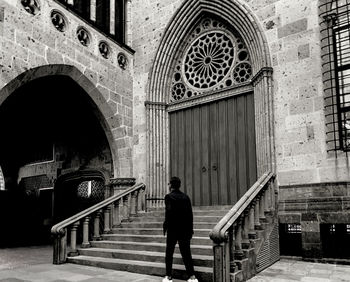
[168,17,257,206]
[146,1,274,208]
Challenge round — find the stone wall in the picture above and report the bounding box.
[279,182,350,258]
[131,0,350,186]
[0,0,134,179]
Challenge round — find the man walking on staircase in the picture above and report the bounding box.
[162,176,199,282]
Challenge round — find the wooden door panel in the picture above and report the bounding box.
[200,104,210,205]
[169,92,256,206]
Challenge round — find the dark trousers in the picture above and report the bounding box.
[166,234,195,277]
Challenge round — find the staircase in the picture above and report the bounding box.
[67,206,231,281]
[52,176,278,282]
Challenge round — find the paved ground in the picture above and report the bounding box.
[250,259,350,282]
[0,245,180,282]
[1,246,350,281]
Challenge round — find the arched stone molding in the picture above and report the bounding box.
[146,0,275,203]
[0,64,119,177]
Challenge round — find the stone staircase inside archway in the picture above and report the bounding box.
[66,205,278,281]
[67,206,231,281]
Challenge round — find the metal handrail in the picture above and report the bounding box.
[51,183,145,236]
[209,172,274,244]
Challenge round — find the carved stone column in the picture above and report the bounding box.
[81,217,91,248]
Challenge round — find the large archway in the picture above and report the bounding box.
[0,67,116,246]
[146,0,274,206]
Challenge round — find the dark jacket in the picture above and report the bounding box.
[163,189,193,239]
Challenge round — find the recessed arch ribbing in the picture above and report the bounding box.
[148,0,271,103]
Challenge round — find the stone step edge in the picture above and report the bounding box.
[77,247,213,261]
[68,255,212,273]
[111,228,212,231]
[102,234,211,240]
[92,240,212,249]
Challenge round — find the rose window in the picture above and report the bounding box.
[170,18,253,102]
[183,31,234,89]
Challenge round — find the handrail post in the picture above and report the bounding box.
[229,225,237,273]
[264,187,270,213]
[81,216,91,248]
[53,228,67,264]
[93,210,102,241]
[213,233,230,282]
[113,199,121,227]
[68,221,79,256]
[254,199,261,230]
[104,206,112,234]
[242,211,250,249]
[259,194,266,222]
[130,191,138,216]
[248,205,256,239]
[122,195,130,221]
[234,217,244,260]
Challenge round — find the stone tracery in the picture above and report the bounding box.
[170,18,252,102]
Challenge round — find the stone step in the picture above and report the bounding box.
[130,215,222,223]
[119,222,216,229]
[101,234,211,245]
[68,255,213,281]
[90,240,213,256]
[144,209,229,217]
[77,248,213,267]
[111,228,211,237]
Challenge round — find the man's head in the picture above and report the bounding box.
[169,176,181,190]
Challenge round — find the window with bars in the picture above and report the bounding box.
[55,0,126,44]
[320,0,350,153]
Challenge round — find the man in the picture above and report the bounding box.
[162,176,198,282]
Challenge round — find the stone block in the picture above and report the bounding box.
[2,40,28,61]
[289,98,313,115]
[278,18,308,38]
[83,68,98,85]
[110,91,121,104]
[318,212,350,223]
[75,51,91,68]
[301,212,317,221]
[112,127,127,139]
[122,96,133,108]
[107,114,123,129]
[278,169,318,186]
[15,32,46,56]
[298,43,310,60]
[279,213,301,223]
[308,198,343,212]
[302,231,321,244]
[283,200,308,212]
[96,85,110,101]
[98,74,116,91]
[32,27,56,49]
[257,4,276,21]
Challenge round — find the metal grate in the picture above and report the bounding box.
[256,223,280,272]
[320,0,350,153]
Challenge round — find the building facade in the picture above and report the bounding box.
[0,0,349,260]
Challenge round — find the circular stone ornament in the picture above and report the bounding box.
[117,53,128,70]
[183,31,235,90]
[99,41,110,59]
[21,0,40,15]
[51,10,67,32]
[77,27,91,46]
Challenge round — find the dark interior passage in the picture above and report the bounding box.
[0,75,112,247]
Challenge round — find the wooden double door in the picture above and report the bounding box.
[169,92,257,206]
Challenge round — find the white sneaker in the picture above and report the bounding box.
[162,277,173,282]
[187,278,199,282]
